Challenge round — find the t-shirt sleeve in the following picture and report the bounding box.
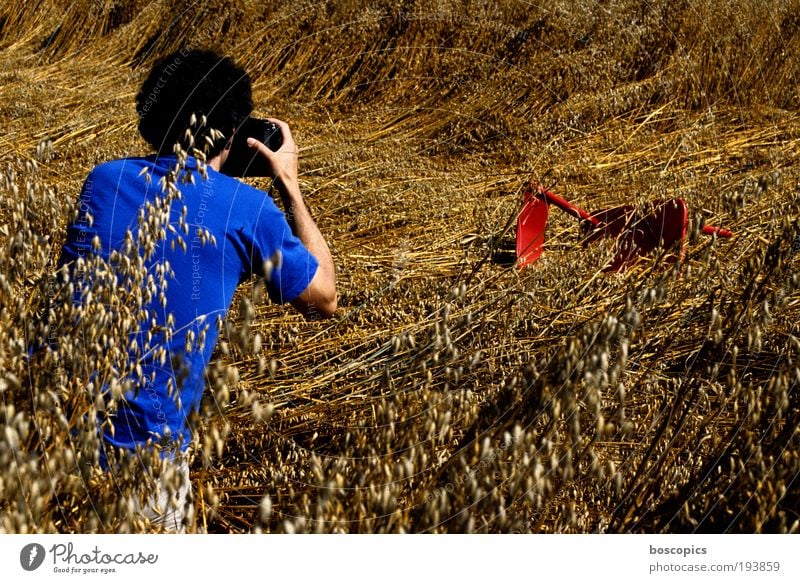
[58,172,101,268]
[246,193,319,305]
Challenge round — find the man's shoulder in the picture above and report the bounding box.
[207,168,264,196]
[85,157,274,209]
[92,156,151,172]
[88,157,249,188]
[86,157,152,182]
[206,169,279,215]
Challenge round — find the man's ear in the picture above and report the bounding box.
[224,126,237,151]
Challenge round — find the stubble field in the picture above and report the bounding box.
[1,0,799,533]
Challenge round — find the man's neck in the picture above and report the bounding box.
[209,156,224,172]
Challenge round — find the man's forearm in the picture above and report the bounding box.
[279,181,332,267]
[245,120,337,316]
[276,178,336,304]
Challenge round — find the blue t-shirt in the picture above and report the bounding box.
[58,155,318,452]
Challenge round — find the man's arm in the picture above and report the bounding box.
[246,119,337,319]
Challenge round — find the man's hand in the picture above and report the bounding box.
[246,118,298,189]
[247,119,337,319]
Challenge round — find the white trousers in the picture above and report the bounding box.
[138,456,193,533]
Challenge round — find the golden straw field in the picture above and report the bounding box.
[1,0,799,533]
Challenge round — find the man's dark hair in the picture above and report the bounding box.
[136,49,253,159]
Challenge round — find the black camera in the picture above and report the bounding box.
[221,117,283,177]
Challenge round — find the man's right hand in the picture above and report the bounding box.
[246,117,299,190]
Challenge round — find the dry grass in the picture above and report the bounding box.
[1,0,799,533]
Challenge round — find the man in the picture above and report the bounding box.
[57,49,336,531]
